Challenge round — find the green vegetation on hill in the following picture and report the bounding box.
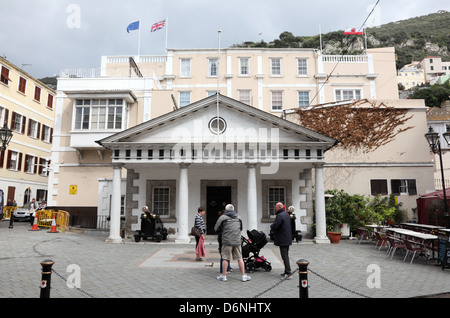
[232,10,450,70]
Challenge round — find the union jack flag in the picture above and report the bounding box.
[151,19,166,32]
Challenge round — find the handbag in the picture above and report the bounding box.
[190,226,202,238]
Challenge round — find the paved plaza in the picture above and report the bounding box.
[1,220,449,301]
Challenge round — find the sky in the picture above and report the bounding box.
[1,0,449,79]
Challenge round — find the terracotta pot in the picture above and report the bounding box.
[328,231,341,244]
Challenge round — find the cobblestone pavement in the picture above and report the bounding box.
[1,220,449,302]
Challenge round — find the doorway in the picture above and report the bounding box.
[206,186,231,234]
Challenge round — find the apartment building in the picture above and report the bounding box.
[397,62,425,89]
[52,46,431,242]
[419,56,450,84]
[0,57,55,206]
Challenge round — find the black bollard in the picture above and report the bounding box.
[297,259,309,298]
[40,259,54,298]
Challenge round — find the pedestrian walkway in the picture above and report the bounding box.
[1,220,449,299]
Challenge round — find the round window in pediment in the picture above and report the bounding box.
[208,117,227,134]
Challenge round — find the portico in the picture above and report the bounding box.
[97,94,336,243]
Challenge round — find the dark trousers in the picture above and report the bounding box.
[279,246,291,274]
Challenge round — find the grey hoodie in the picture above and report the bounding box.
[214,210,242,246]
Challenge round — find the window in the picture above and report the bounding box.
[239,58,249,75]
[24,154,37,174]
[238,90,251,105]
[18,77,27,94]
[335,89,361,101]
[270,58,281,76]
[27,119,40,139]
[180,58,191,77]
[7,150,22,171]
[1,66,10,85]
[297,58,308,76]
[11,112,26,134]
[391,179,417,195]
[153,186,170,217]
[41,125,52,143]
[47,94,54,109]
[370,180,388,195]
[0,106,7,126]
[179,91,190,107]
[74,99,124,130]
[268,187,285,217]
[34,86,41,102]
[298,91,310,107]
[430,66,434,71]
[39,158,50,176]
[208,58,218,76]
[271,90,283,111]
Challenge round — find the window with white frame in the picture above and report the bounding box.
[298,91,310,107]
[11,112,25,133]
[270,58,281,76]
[28,119,39,139]
[41,125,52,143]
[153,186,170,217]
[239,58,249,76]
[18,76,27,94]
[179,91,191,107]
[335,89,361,101]
[74,99,124,130]
[271,90,283,111]
[180,58,191,77]
[8,151,20,170]
[0,106,6,125]
[238,90,251,105]
[391,179,417,196]
[297,58,308,76]
[208,58,218,76]
[25,154,36,174]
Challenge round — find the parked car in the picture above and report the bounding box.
[13,201,41,222]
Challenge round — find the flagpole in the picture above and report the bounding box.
[138,19,141,58]
[165,16,169,51]
[216,30,221,136]
[319,24,323,53]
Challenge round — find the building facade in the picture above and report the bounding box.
[51,46,432,241]
[0,57,55,207]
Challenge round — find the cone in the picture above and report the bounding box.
[48,216,58,233]
[29,216,39,231]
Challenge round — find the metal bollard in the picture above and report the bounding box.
[40,259,54,298]
[297,259,309,298]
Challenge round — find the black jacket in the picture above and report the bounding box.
[270,208,292,246]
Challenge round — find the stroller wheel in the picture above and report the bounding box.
[264,264,272,272]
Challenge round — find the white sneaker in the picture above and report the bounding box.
[217,274,227,282]
[241,274,251,282]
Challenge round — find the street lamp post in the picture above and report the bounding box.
[425,126,450,229]
[0,121,13,228]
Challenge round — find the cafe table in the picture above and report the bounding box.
[386,227,438,260]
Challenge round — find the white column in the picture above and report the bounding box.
[247,164,258,231]
[175,163,191,243]
[314,164,330,243]
[105,164,123,243]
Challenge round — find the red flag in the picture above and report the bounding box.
[344,27,363,35]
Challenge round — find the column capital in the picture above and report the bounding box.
[245,163,257,168]
[179,163,190,169]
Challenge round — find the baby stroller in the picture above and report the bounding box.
[241,229,272,272]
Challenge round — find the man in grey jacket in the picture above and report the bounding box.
[214,204,251,282]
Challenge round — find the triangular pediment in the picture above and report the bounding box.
[97,94,336,148]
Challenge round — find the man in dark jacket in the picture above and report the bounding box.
[270,202,292,278]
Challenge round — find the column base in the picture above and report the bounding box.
[175,235,191,244]
[105,236,123,244]
[313,236,330,244]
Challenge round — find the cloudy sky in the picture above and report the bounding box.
[1,0,448,79]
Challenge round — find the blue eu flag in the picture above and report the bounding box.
[127,21,139,33]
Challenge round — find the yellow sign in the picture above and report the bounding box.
[70,185,77,195]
